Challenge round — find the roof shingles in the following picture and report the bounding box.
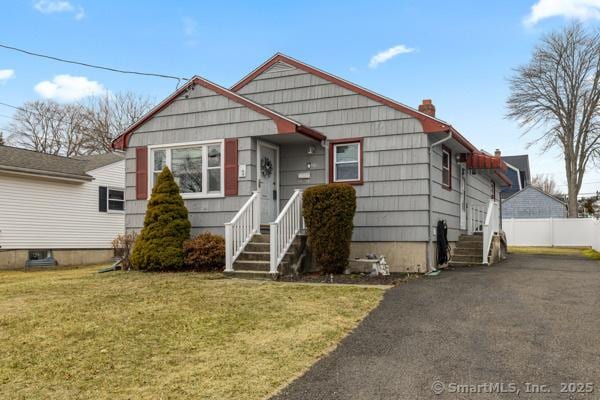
[0,145,123,181]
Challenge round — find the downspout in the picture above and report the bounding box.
[427,132,453,272]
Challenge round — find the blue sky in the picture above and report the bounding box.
[1,0,600,195]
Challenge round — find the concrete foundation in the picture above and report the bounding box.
[0,249,114,270]
[350,242,427,273]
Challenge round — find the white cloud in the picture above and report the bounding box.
[524,0,600,26]
[0,69,15,84]
[368,44,415,68]
[34,75,107,102]
[182,17,199,46]
[34,0,85,20]
[74,6,85,20]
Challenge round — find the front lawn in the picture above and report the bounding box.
[0,267,383,399]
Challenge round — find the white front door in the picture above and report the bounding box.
[257,142,278,223]
[459,165,467,230]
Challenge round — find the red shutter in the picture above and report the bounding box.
[224,138,238,196]
[136,146,148,200]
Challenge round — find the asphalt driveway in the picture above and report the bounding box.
[272,254,600,399]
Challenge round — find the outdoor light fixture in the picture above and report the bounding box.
[307,145,315,154]
[306,161,312,170]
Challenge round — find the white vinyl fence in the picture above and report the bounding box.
[503,218,600,251]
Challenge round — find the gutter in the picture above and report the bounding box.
[427,131,453,272]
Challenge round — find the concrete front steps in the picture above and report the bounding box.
[449,233,488,267]
[224,225,305,279]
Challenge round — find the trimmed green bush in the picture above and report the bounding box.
[130,167,191,271]
[184,232,226,271]
[303,183,356,274]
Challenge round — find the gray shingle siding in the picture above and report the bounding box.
[123,59,501,244]
[502,186,567,218]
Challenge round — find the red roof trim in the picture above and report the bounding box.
[231,53,478,152]
[466,152,508,171]
[111,76,325,150]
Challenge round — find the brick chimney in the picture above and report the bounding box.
[494,149,501,158]
[418,99,435,117]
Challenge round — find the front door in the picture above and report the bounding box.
[257,142,278,223]
[459,165,467,230]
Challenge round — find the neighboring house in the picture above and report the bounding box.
[502,185,567,219]
[112,53,510,273]
[0,146,125,268]
[500,154,531,199]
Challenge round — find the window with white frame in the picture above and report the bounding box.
[333,141,361,182]
[108,188,125,211]
[99,186,125,212]
[442,147,451,189]
[151,141,223,197]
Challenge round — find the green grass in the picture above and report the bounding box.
[0,266,383,399]
[509,246,600,260]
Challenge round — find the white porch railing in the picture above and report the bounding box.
[270,189,303,274]
[468,203,487,234]
[482,200,500,264]
[224,191,261,272]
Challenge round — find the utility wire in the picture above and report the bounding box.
[0,43,189,87]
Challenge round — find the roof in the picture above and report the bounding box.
[0,145,123,181]
[75,152,125,172]
[111,75,326,150]
[110,52,508,184]
[231,53,479,153]
[504,185,566,205]
[502,155,531,183]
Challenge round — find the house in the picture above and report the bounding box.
[502,185,567,219]
[112,53,510,273]
[0,146,125,268]
[500,154,531,199]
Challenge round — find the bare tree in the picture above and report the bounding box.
[531,174,562,196]
[83,92,153,153]
[6,92,153,157]
[0,132,5,145]
[8,100,90,157]
[507,23,600,217]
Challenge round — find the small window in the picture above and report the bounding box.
[442,147,451,190]
[108,189,125,211]
[491,180,496,200]
[99,186,125,212]
[28,249,51,261]
[150,141,223,198]
[332,140,362,183]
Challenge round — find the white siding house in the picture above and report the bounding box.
[0,146,125,268]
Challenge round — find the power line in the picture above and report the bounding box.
[0,43,189,87]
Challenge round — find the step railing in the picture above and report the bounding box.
[270,189,303,274]
[224,191,261,272]
[468,203,487,234]
[482,199,500,264]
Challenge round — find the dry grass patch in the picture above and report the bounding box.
[0,267,383,399]
[509,246,600,260]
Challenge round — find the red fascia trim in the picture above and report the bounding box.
[111,76,326,150]
[231,54,478,152]
[467,152,508,171]
[441,144,452,191]
[328,137,364,185]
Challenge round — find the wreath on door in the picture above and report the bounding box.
[261,157,273,178]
